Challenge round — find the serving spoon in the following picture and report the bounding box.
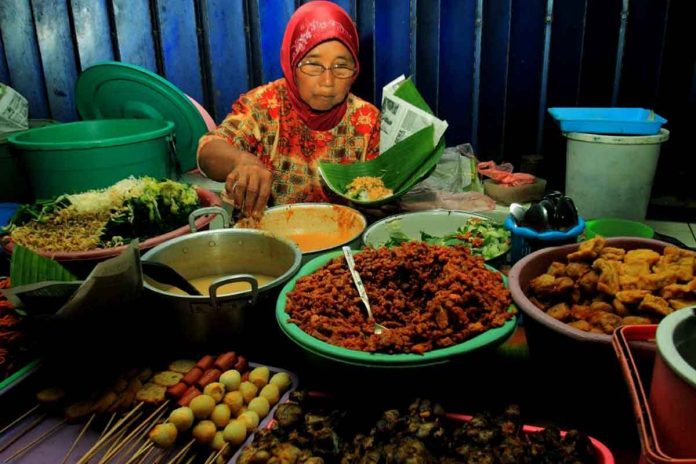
[342,246,388,335]
[141,261,202,296]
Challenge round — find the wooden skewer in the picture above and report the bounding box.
[122,441,152,464]
[135,445,154,464]
[204,450,216,464]
[182,454,196,464]
[61,413,96,464]
[0,413,47,454]
[76,402,145,464]
[104,427,130,460]
[100,412,118,438]
[100,402,168,464]
[0,404,40,437]
[4,418,67,462]
[205,443,229,464]
[165,439,195,464]
[115,407,168,464]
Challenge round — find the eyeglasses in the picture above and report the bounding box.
[297,61,356,79]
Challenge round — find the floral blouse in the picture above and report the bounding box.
[198,78,380,205]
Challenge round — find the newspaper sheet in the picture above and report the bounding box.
[379,75,448,153]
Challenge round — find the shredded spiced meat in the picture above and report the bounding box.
[285,242,513,354]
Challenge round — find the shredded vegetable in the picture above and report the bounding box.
[2,177,200,253]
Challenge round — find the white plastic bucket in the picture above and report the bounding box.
[564,129,669,220]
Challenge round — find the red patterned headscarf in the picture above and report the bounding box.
[280,1,359,131]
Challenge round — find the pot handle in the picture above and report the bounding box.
[188,206,230,232]
[209,274,259,309]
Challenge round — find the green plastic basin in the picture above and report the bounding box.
[584,217,654,239]
[276,250,517,368]
[8,119,174,199]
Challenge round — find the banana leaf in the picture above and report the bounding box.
[10,245,77,287]
[319,125,446,207]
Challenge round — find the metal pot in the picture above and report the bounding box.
[141,226,302,348]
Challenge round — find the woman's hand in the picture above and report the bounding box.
[198,140,273,218]
[225,160,273,218]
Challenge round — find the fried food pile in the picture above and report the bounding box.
[237,392,596,464]
[286,242,513,354]
[527,236,696,334]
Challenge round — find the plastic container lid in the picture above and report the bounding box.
[76,62,208,172]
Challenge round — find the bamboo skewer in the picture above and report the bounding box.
[165,439,195,464]
[100,427,131,463]
[135,446,154,464]
[61,413,96,464]
[0,405,40,437]
[100,412,118,439]
[4,418,67,463]
[76,402,145,464]
[116,405,168,464]
[138,445,155,463]
[205,443,229,464]
[0,413,47,454]
[122,442,152,464]
[99,402,168,464]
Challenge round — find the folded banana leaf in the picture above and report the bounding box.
[319,125,446,207]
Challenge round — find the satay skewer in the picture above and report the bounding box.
[4,418,67,463]
[100,411,118,438]
[99,426,132,463]
[134,445,154,464]
[76,402,144,464]
[165,438,195,464]
[115,411,165,464]
[61,413,96,464]
[205,443,229,464]
[100,402,169,464]
[0,405,40,437]
[123,441,153,464]
[0,413,47,454]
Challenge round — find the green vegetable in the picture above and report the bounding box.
[383,217,511,260]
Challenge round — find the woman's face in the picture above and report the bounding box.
[294,40,355,111]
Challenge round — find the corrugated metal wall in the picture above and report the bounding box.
[1,0,694,198]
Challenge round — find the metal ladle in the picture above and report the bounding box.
[342,246,388,335]
[142,261,202,296]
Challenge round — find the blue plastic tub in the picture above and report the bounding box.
[504,215,585,264]
[548,107,666,135]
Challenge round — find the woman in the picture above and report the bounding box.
[197,1,380,218]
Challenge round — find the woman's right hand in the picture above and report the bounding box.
[225,160,273,218]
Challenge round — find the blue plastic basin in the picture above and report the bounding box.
[548,107,667,135]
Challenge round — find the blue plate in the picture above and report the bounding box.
[548,107,666,135]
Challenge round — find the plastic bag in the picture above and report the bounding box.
[399,143,495,212]
[0,83,29,133]
[420,143,483,193]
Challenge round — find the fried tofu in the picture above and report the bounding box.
[638,294,673,317]
[565,262,590,279]
[546,302,571,321]
[594,259,620,295]
[637,271,678,292]
[589,311,623,334]
[600,247,626,261]
[654,246,695,282]
[547,261,567,277]
[568,236,605,262]
[615,289,651,304]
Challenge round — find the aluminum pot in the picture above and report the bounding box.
[141,226,302,348]
[240,203,366,265]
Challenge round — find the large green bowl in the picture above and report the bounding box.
[276,250,517,368]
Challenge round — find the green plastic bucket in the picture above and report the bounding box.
[8,119,175,199]
[0,119,59,202]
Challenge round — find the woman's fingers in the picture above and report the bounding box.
[226,166,272,217]
[252,171,273,217]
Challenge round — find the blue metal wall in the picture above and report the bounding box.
[0,0,694,196]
